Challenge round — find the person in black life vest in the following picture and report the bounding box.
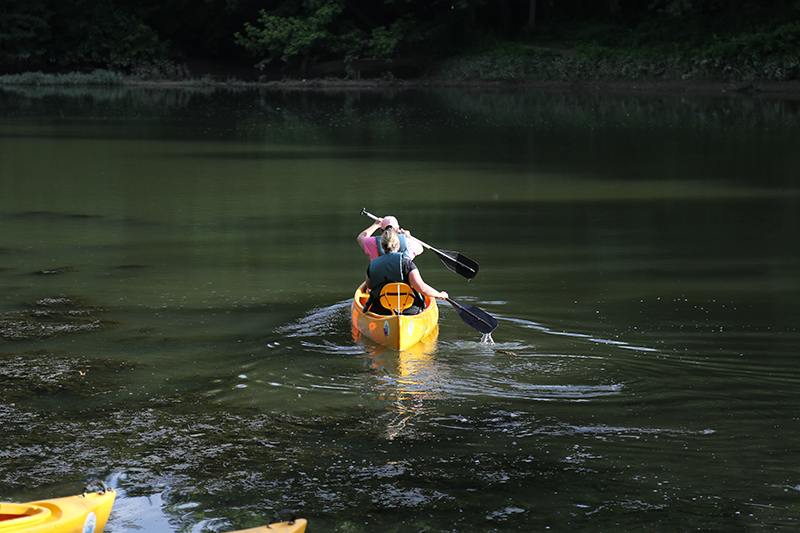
[365,228,448,315]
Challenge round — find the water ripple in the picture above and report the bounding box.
[500,315,659,353]
[276,300,350,338]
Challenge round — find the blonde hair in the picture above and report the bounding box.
[381,228,400,253]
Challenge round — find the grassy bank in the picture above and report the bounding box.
[427,18,800,84]
[427,45,800,84]
[0,70,127,86]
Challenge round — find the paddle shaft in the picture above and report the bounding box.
[360,208,478,276]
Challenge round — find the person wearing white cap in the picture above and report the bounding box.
[356,214,424,261]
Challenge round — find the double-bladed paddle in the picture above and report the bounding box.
[360,208,479,279]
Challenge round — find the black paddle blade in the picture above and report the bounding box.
[434,249,480,279]
[446,298,498,334]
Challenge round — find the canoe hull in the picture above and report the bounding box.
[351,282,439,351]
[0,488,116,533]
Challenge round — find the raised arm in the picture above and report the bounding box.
[357,220,381,249]
[408,269,448,300]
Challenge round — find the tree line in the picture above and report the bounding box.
[1,0,798,79]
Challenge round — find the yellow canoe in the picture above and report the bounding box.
[0,481,115,533]
[227,518,307,532]
[351,282,439,351]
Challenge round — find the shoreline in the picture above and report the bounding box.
[4,72,800,99]
[123,77,800,99]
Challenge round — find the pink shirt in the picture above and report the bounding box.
[363,236,420,260]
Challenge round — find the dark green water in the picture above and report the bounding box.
[1,86,799,532]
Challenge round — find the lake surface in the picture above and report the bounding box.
[1,85,799,532]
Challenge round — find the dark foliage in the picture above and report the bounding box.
[1,0,798,79]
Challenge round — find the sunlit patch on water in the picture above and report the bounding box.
[104,474,177,533]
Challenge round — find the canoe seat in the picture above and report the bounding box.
[378,283,416,315]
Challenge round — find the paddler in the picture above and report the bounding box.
[357,215,424,261]
[364,228,447,315]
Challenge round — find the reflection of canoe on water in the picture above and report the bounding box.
[351,281,439,351]
[0,480,115,533]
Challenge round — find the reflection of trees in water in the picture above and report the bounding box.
[434,89,800,133]
[5,86,799,136]
[0,86,217,117]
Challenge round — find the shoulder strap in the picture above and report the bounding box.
[377,234,409,257]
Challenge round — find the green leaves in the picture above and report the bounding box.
[704,22,800,62]
[234,0,480,71]
[236,0,349,65]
